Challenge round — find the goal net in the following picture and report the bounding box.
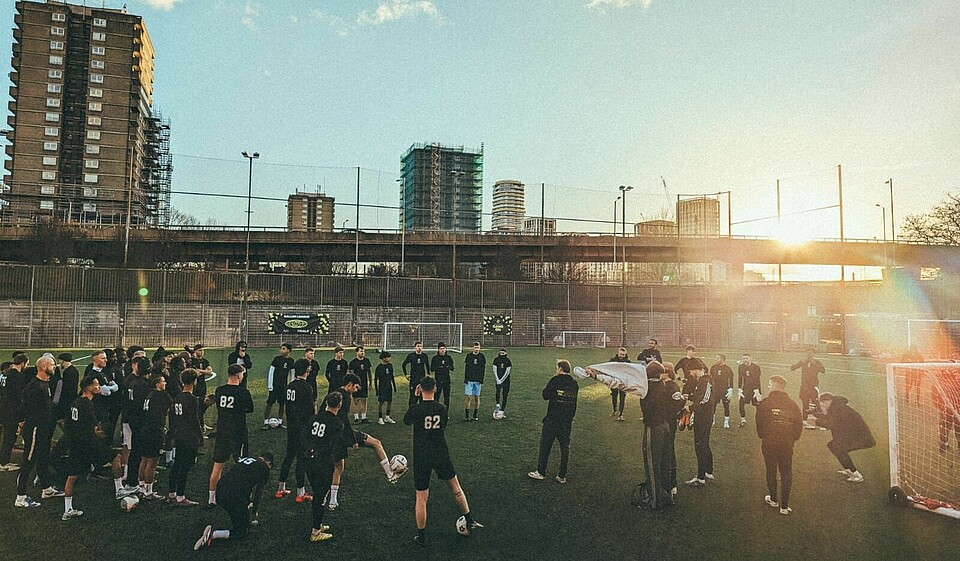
[906,320,960,361]
[886,362,960,519]
[559,331,607,348]
[382,322,463,353]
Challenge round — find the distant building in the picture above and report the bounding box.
[635,219,677,237]
[400,143,483,232]
[676,197,720,236]
[3,0,168,226]
[491,179,524,232]
[287,191,335,232]
[523,216,556,235]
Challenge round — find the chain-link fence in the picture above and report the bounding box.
[0,264,956,353]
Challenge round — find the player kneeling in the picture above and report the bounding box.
[404,376,482,547]
[194,453,274,550]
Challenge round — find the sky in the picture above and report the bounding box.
[2,0,959,241]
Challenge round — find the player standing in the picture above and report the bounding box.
[302,392,345,542]
[756,375,803,515]
[276,359,315,502]
[349,347,373,424]
[14,355,61,508]
[190,345,213,430]
[791,349,825,425]
[264,343,295,430]
[683,363,716,487]
[608,347,631,421]
[402,342,430,407]
[209,364,255,506]
[122,356,151,493]
[430,343,454,408]
[139,375,173,500]
[404,376,482,547]
[325,347,349,397]
[737,353,762,427]
[492,349,513,417]
[227,341,253,389]
[194,453,274,550]
[528,360,578,484]
[463,343,486,421]
[675,345,705,383]
[710,354,734,429]
[304,347,322,401]
[0,354,27,472]
[637,338,662,364]
[168,369,203,506]
[375,352,397,425]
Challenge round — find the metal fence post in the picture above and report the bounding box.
[27,266,36,347]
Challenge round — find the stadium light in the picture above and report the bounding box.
[241,150,260,340]
[618,185,633,347]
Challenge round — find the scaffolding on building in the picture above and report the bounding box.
[143,113,172,227]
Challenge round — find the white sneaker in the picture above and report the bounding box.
[378,418,385,425]
[779,506,792,515]
[41,487,65,499]
[0,463,19,472]
[385,416,396,424]
[723,419,730,429]
[671,487,678,497]
[846,471,864,483]
[14,496,40,508]
[527,471,545,480]
[764,495,778,508]
[115,487,138,500]
[837,469,853,477]
[684,477,705,487]
[803,421,817,430]
[704,473,715,481]
[327,502,338,511]
[194,525,212,551]
[61,508,84,521]
[739,419,747,427]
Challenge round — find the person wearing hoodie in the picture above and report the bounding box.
[808,393,876,483]
[756,375,803,515]
[227,341,253,389]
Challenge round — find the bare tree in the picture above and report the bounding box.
[169,207,221,227]
[901,193,960,245]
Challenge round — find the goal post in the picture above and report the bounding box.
[559,331,608,349]
[886,362,960,519]
[906,319,960,360]
[382,322,463,353]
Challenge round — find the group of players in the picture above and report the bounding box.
[576,340,876,515]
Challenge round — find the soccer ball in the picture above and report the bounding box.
[493,409,504,420]
[120,496,139,512]
[456,515,470,536]
[389,454,408,474]
[268,418,282,429]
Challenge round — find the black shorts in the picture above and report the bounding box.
[213,432,246,464]
[67,441,114,476]
[266,382,287,406]
[138,427,164,458]
[413,450,457,491]
[377,386,393,403]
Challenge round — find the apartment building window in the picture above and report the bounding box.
[47,83,62,93]
[42,171,57,180]
[49,55,63,65]
[91,60,105,70]
[50,41,64,50]
[88,102,102,112]
[51,26,65,36]
[91,46,105,56]
[83,187,98,197]
[92,32,106,41]
[46,98,61,108]
[88,88,103,98]
[45,112,60,122]
[48,69,62,79]
[90,74,104,84]
[86,131,101,140]
[82,203,97,213]
[43,156,57,166]
[87,116,102,126]
[43,142,58,151]
[83,174,99,184]
[44,127,59,136]
[40,200,55,210]
[84,159,99,169]
[51,13,66,22]
[40,185,56,195]
[85,145,100,154]
[93,18,107,27]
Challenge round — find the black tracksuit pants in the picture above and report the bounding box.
[761,440,794,508]
[692,409,714,479]
[537,420,571,478]
[306,459,335,530]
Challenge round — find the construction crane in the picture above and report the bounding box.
[660,176,674,220]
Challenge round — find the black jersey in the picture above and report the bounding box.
[375,363,396,393]
[329,388,355,448]
[215,384,254,435]
[306,359,321,398]
[738,363,763,394]
[403,399,450,456]
[710,364,734,394]
[217,457,270,500]
[637,348,662,364]
[142,389,173,430]
[302,410,343,464]
[492,355,512,383]
[52,365,80,416]
[402,352,429,385]
[285,379,314,428]
[123,374,150,428]
[64,396,97,448]
[541,374,578,424]
[325,359,349,390]
[191,357,211,397]
[430,355,454,381]
[675,356,707,380]
[0,367,25,421]
[609,354,632,363]
[170,391,202,447]
[464,352,486,383]
[21,376,53,429]
[268,355,295,389]
[349,358,372,390]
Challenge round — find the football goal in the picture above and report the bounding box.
[558,331,608,349]
[906,319,960,360]
[382,322,463,353]
[886,362,960,519]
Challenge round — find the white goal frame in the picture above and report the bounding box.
[906,319,960,360]
[382,322,463,353]
[559,331,607,349]
[886,362,960,519]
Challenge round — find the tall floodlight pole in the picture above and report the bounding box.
[240,150,259,341]
[613,195,621,282]
[619,184,633,347]
[886,178,895,242]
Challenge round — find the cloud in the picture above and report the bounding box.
[289,15,299,24]
[241,2,259,31]
[356,1,444,26]
[141,0,185,10]
[586,0,653,11]
[311,10,352,37]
